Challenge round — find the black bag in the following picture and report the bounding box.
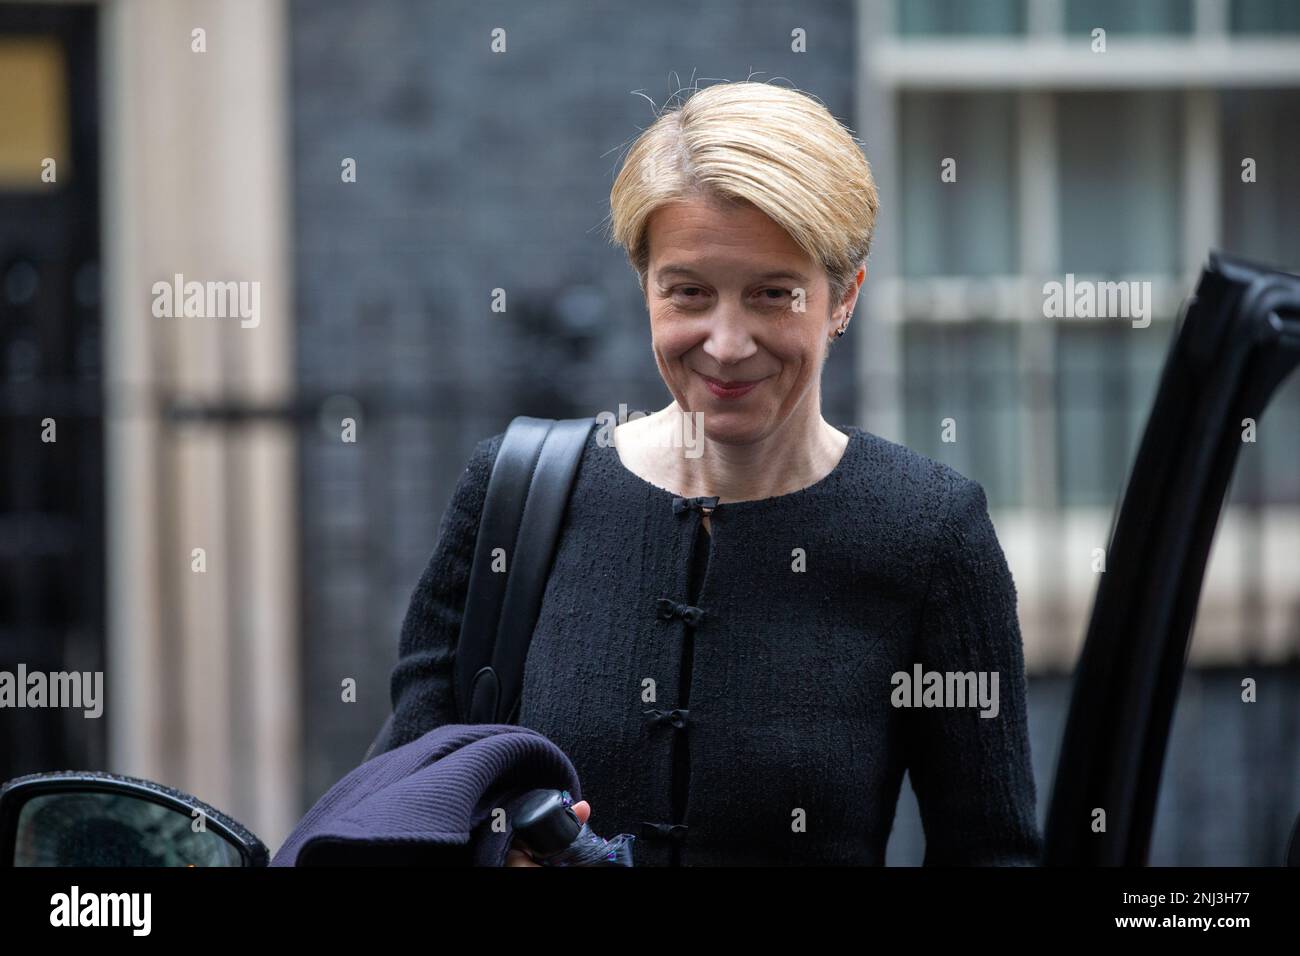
[363,416,596,761]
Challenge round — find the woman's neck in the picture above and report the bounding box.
[615,402,848,505]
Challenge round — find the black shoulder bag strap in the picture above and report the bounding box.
[364,415,595,762]
[455,415,596,724]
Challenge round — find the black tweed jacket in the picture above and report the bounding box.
[388,422,1042,865]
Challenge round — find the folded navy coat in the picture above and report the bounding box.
[271,723,582,866]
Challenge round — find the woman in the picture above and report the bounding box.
[387,81,1042,866]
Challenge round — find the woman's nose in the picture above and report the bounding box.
[701,309,758,367]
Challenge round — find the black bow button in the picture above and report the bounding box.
[656,597,705,626]
[672,495,719,516]
[643,707,690,729]
[639,822,689,844]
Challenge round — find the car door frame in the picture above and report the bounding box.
[1044,251,1300,866]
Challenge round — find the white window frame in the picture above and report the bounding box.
[854,0,1300,669]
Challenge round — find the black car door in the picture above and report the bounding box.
[1044,251,1300,866]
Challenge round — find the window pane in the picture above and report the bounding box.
[1219,90,1300,274]
[1231,0,1300,32]
[900,92,1019,277]
[1057,92,1184,276]
[1055,319,1174,507]
[1229,363,1300,506]
[897,0,1025,35]
[902,320,1021,508]
[1065,0,1192,34]
[0,38,69,190]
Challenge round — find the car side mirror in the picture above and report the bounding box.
[0,771,268,867]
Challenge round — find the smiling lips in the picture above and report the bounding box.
[698,371,763,399]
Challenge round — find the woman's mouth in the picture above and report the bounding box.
[698,372,763,399]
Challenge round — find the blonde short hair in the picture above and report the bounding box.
[607,81,879,309]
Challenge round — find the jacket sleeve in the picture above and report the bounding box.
[902,474,1042,865]
[384,432,505,752]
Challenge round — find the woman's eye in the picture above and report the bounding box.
[666,287,790,307]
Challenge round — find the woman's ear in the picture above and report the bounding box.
[828,265,867,342]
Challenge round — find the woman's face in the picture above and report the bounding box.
[643,195,857,446]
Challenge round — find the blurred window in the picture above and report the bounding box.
[1230,0,1300,32]
[902,320,1022,508]
[1219,90,1300,272]
[1064,0,1193,34]
[0,38,68,190]
[1231,361,1300,506]
[896,0,1026,35]
[1057,92,1185,276]
[1054,319,1173,507]
[899,91,1019,277]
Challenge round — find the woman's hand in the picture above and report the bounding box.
[504,800,591,867]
